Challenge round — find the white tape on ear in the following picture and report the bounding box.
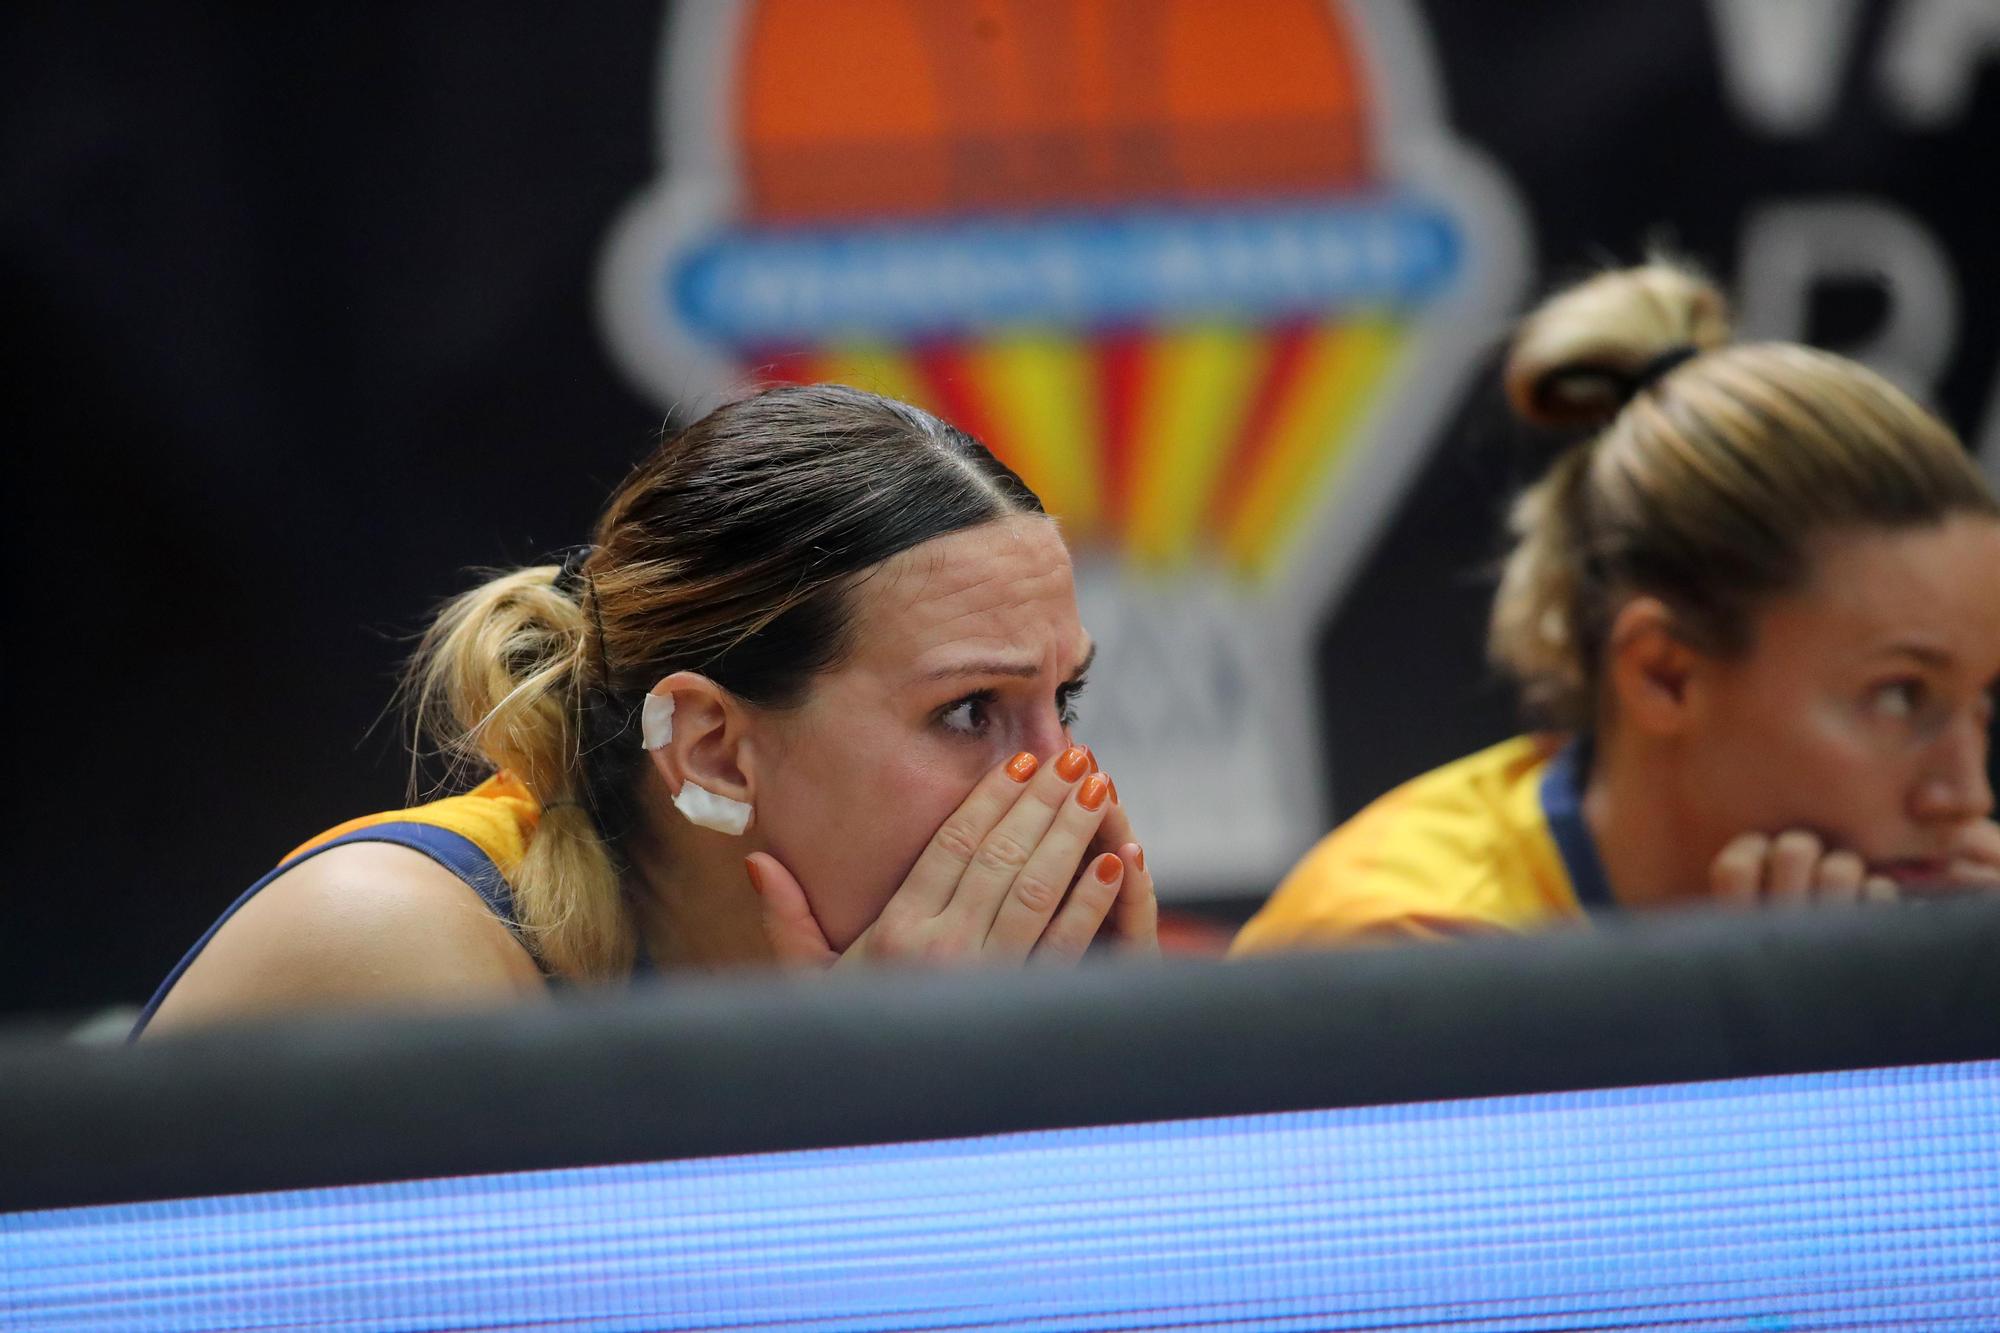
[641,691,675,750]
[673,781,753,836]
[643,687,750,833]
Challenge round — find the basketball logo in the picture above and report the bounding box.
[600,0,1528,892]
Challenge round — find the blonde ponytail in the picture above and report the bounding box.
[1489,258,1993,732]
[1487,447,1597,730]
[1491,263,1731,728]
[404,565,635,980]
[1503,262,1731,428]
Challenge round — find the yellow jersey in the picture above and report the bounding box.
[1231,735,1614,953]
[279,770,543,873]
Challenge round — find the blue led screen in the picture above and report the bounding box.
[7,1059,1998,1331]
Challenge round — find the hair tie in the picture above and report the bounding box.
[1630,343,1701,396]
[550,545,615,693]
[553,545,594,599]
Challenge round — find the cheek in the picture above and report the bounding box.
[760,737,989,950]
[1694,687,1910,848]
[880,754,984,869]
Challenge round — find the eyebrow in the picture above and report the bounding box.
[1872,641,1955,670]
[921,642,1096,683]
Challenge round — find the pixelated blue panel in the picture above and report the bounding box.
[6,1060,1998,1331]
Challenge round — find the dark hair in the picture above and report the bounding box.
[406,384,1045,977]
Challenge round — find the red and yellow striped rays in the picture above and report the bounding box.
[720,0,1423,581]
[760,315,1404,582]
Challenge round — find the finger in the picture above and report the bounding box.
[1766,831,1823,903]
[1943,818,2000,886]
[945,746,1094,937]
[1088,783,1135,859]
[1863,874,1900,904]
[1950,818,2000,871]
[981,768,1114,960]
[1945,858,2000,888]
[745,853,838,969]
[1813,849,1865,904]
[1075,780,1156,952]
[1029,853,1124,964]
[1710,833,1770,907]
[893,751,1043,919]
[1109,841,1159,956]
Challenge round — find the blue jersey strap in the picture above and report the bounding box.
[1539,739,1617,913]
[129,822,519,1041]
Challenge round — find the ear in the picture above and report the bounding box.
[641,671,757,809]
[1602,596,1705,738]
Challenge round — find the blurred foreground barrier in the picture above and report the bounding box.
[5,897,2000,1213]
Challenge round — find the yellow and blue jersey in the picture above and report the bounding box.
[1231,736,1614,953]
[131,773,545,1037]
[277,771,543,873]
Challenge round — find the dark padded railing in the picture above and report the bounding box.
[5,896,1999,1212]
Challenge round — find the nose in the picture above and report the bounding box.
[1911,714,1996,825]
[1020,707,1073,764]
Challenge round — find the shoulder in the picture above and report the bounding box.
[1232,736,1567,953]
[143,840,547,1037]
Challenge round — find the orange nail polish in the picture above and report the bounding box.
[743,856,766,896]
[1085,746,1098,772]
[1005,751,1038,783]
[1056,746,1089,782]
[1135,845,1145,872]
[1078,773,1110,811]
[1094,853,1121,884]
[1108,777,1119,804]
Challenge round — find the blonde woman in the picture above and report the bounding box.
[1236,263,2000,951]
[138,385,1155,1035]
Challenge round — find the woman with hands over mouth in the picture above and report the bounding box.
[136,385,1153,1037]
[1235,261,2000,953]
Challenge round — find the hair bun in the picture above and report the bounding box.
[1503,261,1733,429]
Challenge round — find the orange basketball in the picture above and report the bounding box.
[741,0,1374,220]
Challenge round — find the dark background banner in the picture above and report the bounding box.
[8,0,1998,1016]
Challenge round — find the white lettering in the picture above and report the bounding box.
[1879,0,2000,127]
[1735,198,1958,400]
[1706,0,1867,134]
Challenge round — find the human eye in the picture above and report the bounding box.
[1869,679,1926,720]
[937,690,997,739]
[1056,672,1089,729]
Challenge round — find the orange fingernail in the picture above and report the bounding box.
[1095,853,1122,884]
[743,856,766,896]
[1078,773,1110,810]
[1085,746,1098,772]
[1056,746,1089,782]
[1134,845,1146,872]
[1005,751,1038,783]
[1108,776,1119,804]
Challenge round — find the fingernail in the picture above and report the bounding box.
[1078,773,1110,811]
[1085,746,1098,772]
[743,856,766,896]
[1005,751,1038,783]
[1056,746,1090,782]
[1134,845,1145,872]
[1108,776,1119,804]
[1094,853,1122,884]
